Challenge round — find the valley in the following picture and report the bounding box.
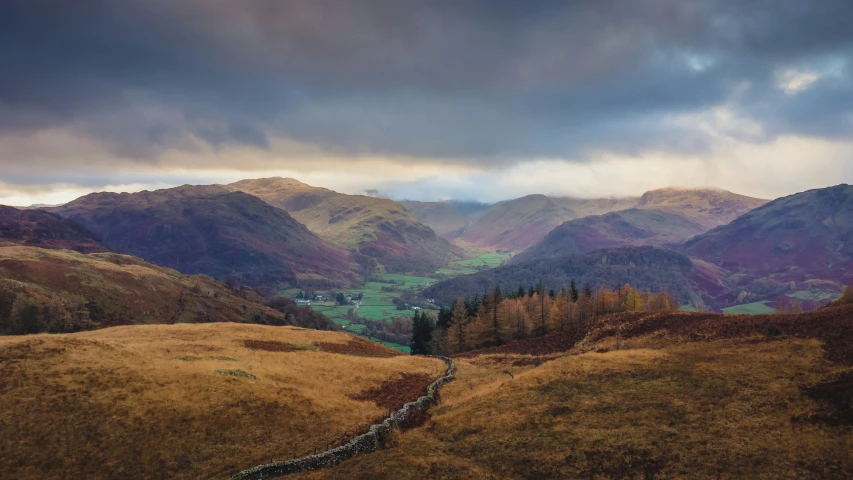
[4,5,851,478]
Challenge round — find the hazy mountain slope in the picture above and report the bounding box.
[455,195,638,252]
[635,187,768,230]
[0,206,108,253]
[685,184,853,288]
[0,245,337,334]
[399,200,491,238]
[229,178,463,274]
[423,246,703,306]
[50,185,358,289]
[516,209,707,262]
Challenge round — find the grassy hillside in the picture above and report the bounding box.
[0,323,447,479]
[230,178,463,274]
[516,208,707,262]
[636,187,768,230]
[292,305,853,479]
[50,185,359,290]
[0,245,335,334]
[0,205,108,253]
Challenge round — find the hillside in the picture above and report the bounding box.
[399,200,491,238]
[49,185,359,290]
[424,246,703,306]
[685,184,853,298]
[433,188,763,253]
[229,178,463,274]
[456,195,638,252]
[0,245,336,334]
[0,205,108,253]
[516,209,708,262]
[292,305,853,479]
[0,323,446,479]
[636,187,768,230]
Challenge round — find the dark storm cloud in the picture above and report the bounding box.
[0,0,851,164]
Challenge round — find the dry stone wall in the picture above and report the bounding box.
[228,356,455,480]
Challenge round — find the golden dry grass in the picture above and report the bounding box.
[294,329,852,479]
[0,323,446,479]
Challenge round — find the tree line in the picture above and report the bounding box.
[411,280,677,355]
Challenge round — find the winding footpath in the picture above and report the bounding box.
[228,356,456,480]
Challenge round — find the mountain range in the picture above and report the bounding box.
[3,179,849,314]
[229,178,463,274]
[48,185,360,290]
[408,188,766,253]
[424,185,851,310]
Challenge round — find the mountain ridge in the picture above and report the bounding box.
[48,185,359,290]
[229,177,463,274]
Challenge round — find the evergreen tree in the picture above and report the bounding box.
[410,311,434,355]
[517,286,526,298]
[570,279,579,302]
[436,306,453,329]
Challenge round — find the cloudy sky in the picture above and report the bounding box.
[1,0,852,205]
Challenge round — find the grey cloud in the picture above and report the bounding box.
[0,0,851,166]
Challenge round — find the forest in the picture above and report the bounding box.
[411,280,677,355]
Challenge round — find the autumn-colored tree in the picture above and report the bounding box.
[548,292,570,332]
[446,298,469,353]
[622,286,644,312]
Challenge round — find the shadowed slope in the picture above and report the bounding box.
[50,185,359,289]
[516,208,707,261]
[0,245,335,334]
[685,184,853,288]
[456,194,637,252]
[424,246,703,306]
[0,205,108,253]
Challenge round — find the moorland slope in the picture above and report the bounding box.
[50,185,359,289]
[686,184,853,301]
[0,245,334,334]
[292,304,853,479]
[0,205,108,253]
[0,323,446,479]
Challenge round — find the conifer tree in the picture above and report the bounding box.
[410,310,434,355]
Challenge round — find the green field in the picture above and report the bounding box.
[293,272,441,352]
[786,289,840,302]
[722,301,777,315]
[437,252,512,276]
